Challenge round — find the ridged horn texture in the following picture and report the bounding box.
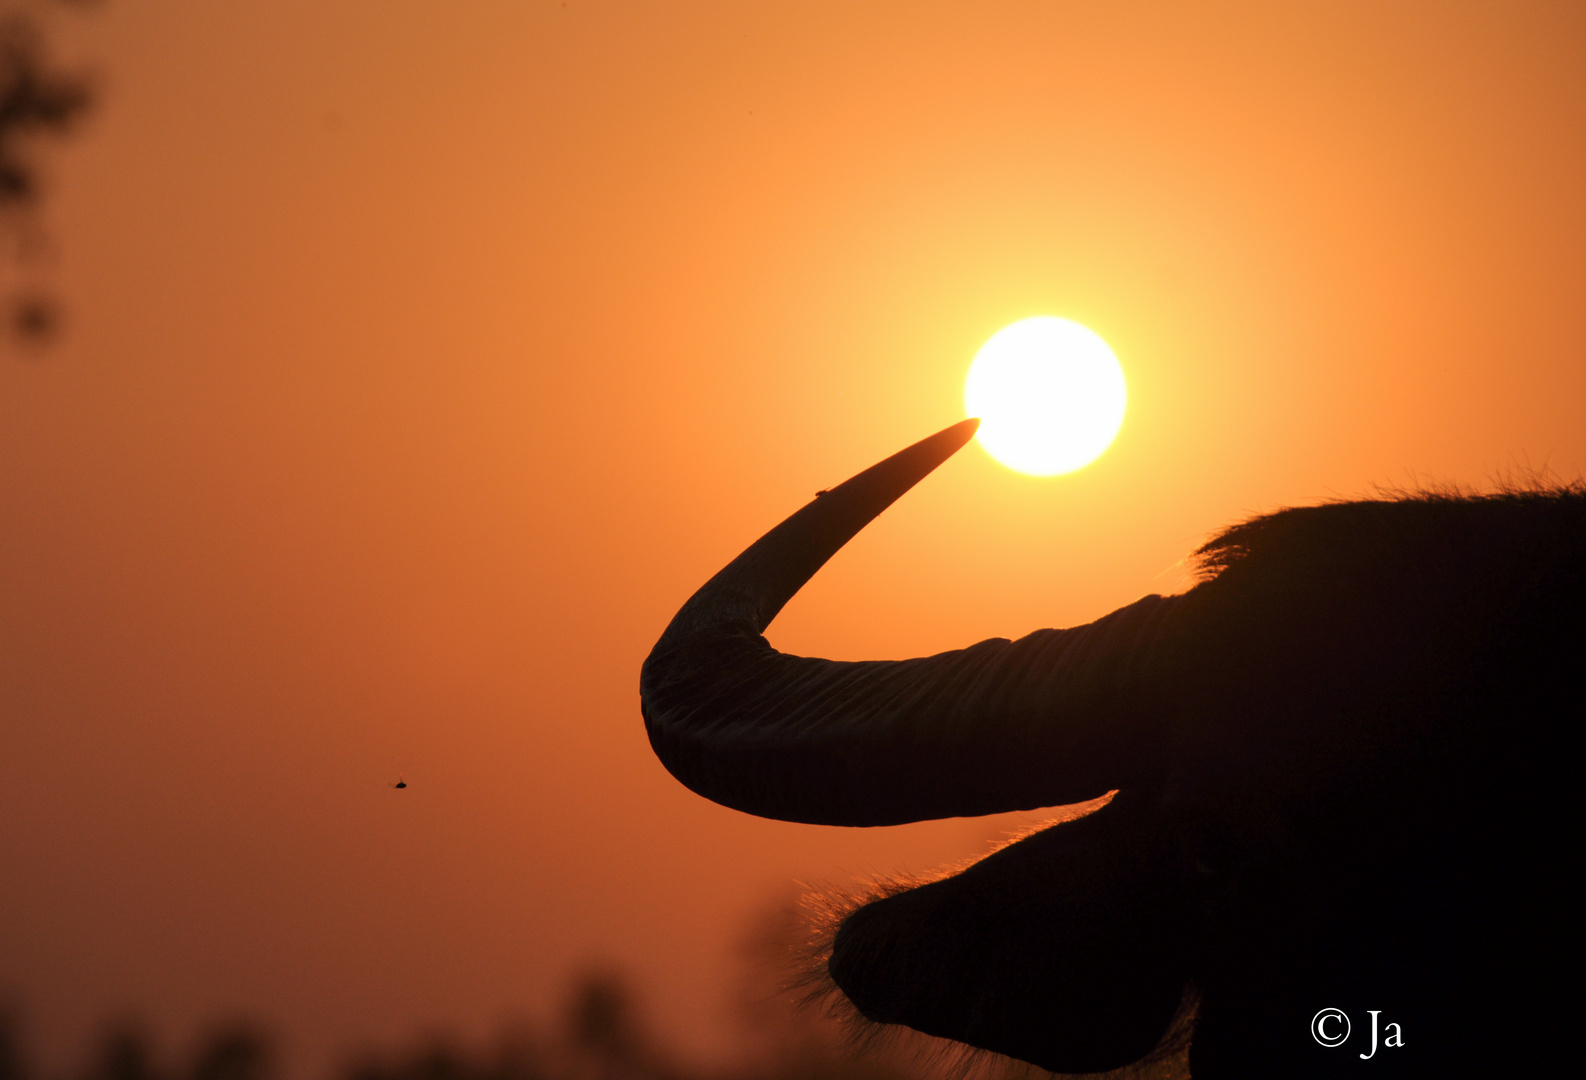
[640,420,1181,826]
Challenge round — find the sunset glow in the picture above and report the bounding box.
[964,317,1127,475]
[3,4,1584,1076]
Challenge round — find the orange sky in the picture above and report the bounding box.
[3,1,1584,1075]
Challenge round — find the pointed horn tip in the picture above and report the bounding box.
[839,417,981,498]
[656,418,983,643]
[910,416,980,457]
[918,415,981,462]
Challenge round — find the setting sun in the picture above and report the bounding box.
[964,317,1127,475]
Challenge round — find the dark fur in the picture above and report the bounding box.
[822,488,1585,1078]
[797,799,1198,1080]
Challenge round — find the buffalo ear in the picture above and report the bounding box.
[829,792,1193,1075]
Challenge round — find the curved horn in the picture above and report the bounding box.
[640,421,1179,826]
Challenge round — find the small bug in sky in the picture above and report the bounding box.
[390,775,407,789]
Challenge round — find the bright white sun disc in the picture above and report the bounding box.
[964,317,1126,475]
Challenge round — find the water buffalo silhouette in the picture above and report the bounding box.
[640,420,1581,1078]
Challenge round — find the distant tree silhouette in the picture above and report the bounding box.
[0,0,95,347]
[484,1036,546,1080]
[0,1012,30,1080]
[0,928,1180,1080]
[188,1026,273,1080]
[85,1026,161,1080]
[346,1034,548,1080]
[565,976,638,1066]
[74,1020,278,1080]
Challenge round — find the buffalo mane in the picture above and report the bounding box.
[1191,484,1586,583]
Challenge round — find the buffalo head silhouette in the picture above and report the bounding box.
[640,420,1581,1078]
